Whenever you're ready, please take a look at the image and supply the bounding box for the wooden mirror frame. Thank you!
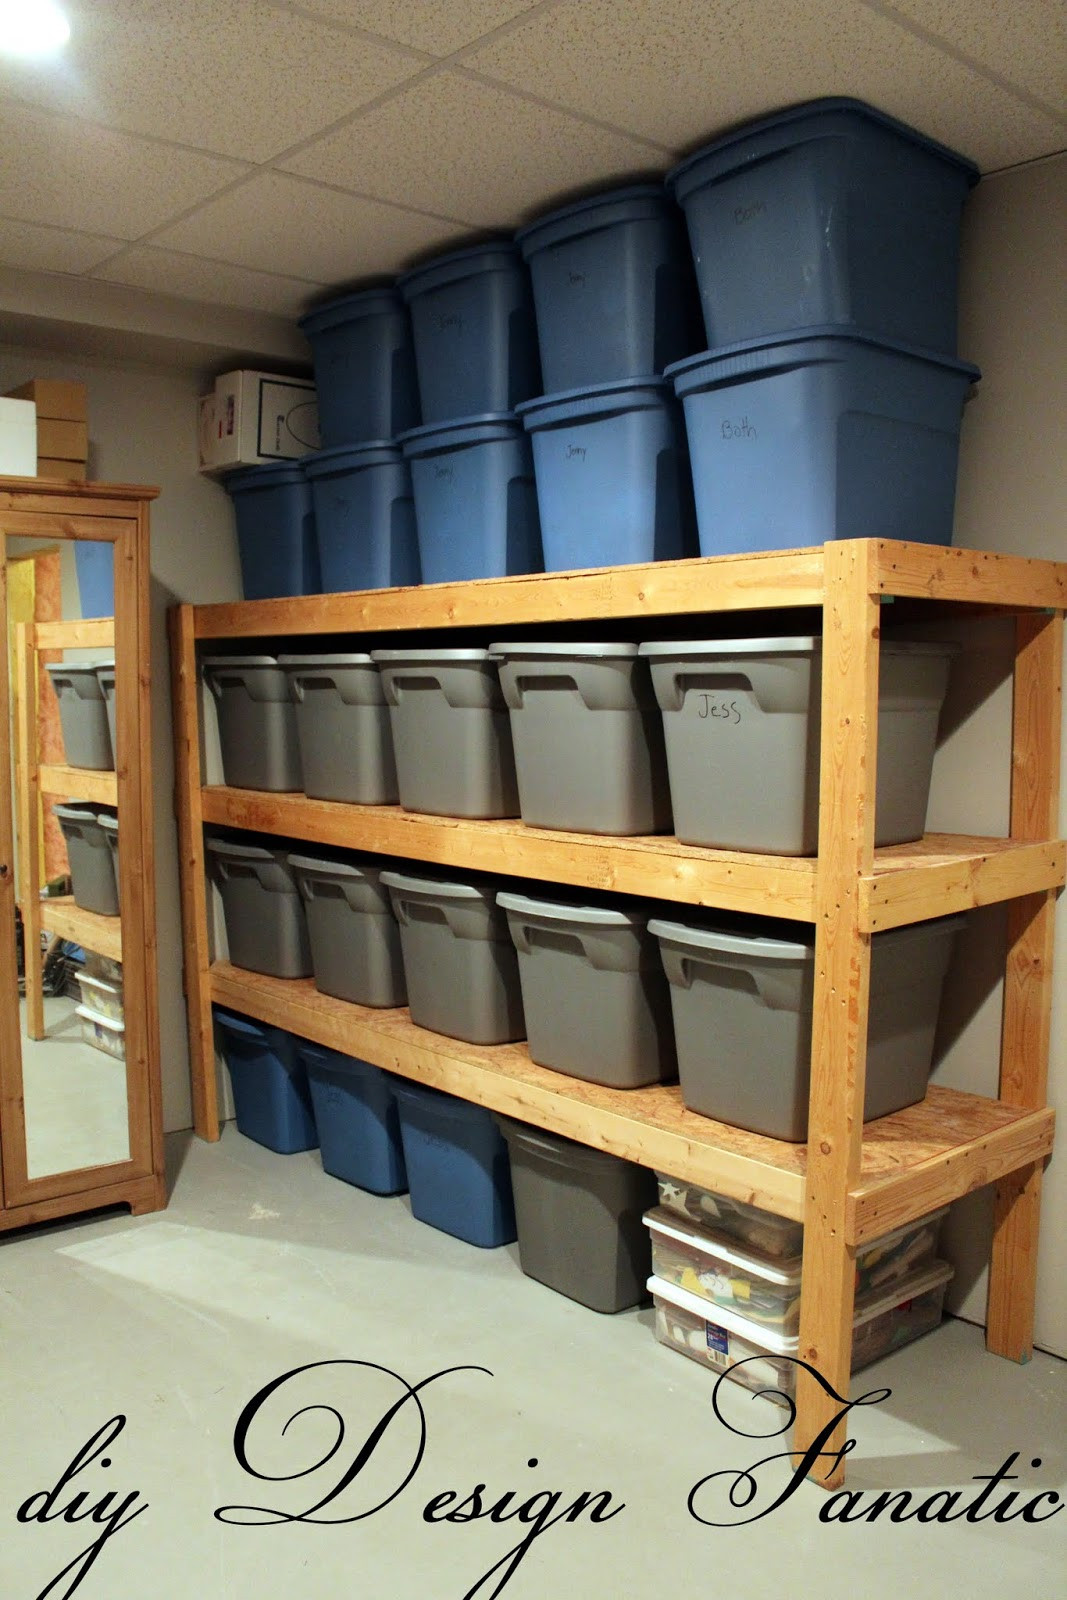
[0,477,165,1229]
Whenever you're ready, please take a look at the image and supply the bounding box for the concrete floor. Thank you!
[20,995,130,1177]
[0,1126,1063,1600]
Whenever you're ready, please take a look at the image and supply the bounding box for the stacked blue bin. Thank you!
[296,1041,408,1195]
[664,97,981,553]
[299,287,422,591]
[515,183,700,572]
[214,1009,318,1154]
[397,243,543,583]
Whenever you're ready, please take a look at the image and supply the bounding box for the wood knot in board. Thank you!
[819,1140,831,1155]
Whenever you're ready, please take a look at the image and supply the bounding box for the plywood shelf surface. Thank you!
[39,765,117,805]
[39,897,122,960]
[209,963,1054,1241]
[201,788,1065,928]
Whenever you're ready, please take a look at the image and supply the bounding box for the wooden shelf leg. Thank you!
[14,623,44,1041]
[168,605,219,1141]
[795,541,880,1490]
[988,612,1062,1361]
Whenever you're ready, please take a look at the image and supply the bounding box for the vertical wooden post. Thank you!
[794,540,880,1488]
[134,503,166,1207]
[14,623,44,1040]
[0,561,18,1206]
[169,604,219,1140]
[987,610,1062,1360]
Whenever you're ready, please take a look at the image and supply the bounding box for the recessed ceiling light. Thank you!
[0,0,71,59]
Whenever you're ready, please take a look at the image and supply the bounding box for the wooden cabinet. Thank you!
[0,477,166,1229]
[170,537,1064,1488]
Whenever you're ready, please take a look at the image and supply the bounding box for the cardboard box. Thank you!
[0,397,38,476]
[36,418,89,460]
[198,370,319,474]
[6,378,87,422]
[36,458,87,481]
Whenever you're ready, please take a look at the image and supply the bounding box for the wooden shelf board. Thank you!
[209,964,1052,1238]
[40,896,122,960]
[193,548,828,637]
[201,792,1065,927]
[871,542,1067,610]
[862,835,1067,930]
[39,764,117,805]
[33,618,114,651]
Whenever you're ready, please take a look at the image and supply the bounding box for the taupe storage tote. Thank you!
[203,655,303,793]
[489,641,671,834]
[640,637,955,854]
[206,835,312,978]
[46,662,114,772]
[288,852,406,1007]
[279,653,397,805]
[54,803,119,916]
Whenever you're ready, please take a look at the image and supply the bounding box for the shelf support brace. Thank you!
[795,540,880,1490]
[988,608,1063,1360]
[169,604,219,1140]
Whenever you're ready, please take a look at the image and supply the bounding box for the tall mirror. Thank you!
[5,532,130,1178]
[0,480,163,1230]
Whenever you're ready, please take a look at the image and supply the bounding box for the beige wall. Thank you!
[929,151,1067,1356]
[0,347,241,1135]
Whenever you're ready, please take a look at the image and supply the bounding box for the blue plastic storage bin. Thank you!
[398,243,541,423]
[224,460,320,600]
[391,1079,516,1248]
[518,377,695,571]
[666,329,979,554]
[214,1009,318,1154]
[516,184,699,391]
[667,97,979,354]
[305,442,420,591]
[296,1041,407,1195]
[399,413,541,583]
[299,288,419,448]
[74,541,115,619]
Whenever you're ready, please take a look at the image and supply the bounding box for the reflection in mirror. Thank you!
[6,532,131,1179]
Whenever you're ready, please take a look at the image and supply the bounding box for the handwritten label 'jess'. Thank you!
[697,694,742,723]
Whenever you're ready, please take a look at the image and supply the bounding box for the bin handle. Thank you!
[658,669,753,715]
[510,921,588,960]
[659,943,761,998]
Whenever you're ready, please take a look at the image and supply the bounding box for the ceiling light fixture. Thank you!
[0,0,71,58]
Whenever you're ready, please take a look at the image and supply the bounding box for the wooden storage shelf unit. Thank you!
[39,898,122,963]
[171,537,1066,1491]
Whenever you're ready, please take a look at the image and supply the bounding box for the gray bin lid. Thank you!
[380,869,495,903]
[487,641,640,659]
[54,802,108,823]
[97,814,119,835]
[371,648,495,665]
[648,918,813,960]
[202,654,281,669]
[497,890,649,928]
[638,637,958,659]
[496,1114,636,1173]
[277,653,377,668]
[204,836,279,861]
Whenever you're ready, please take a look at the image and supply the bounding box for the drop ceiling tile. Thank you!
[0,0,425,163]
[292,0,546,56]
[0,217,123,274]
[465,0,1066,170]
[282,71,663,227]
[875,0,1067,119]
[150,171,471,283]
[89,247,324,317]
[0,102,245,238]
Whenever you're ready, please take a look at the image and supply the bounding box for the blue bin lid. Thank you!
[304,440,403,477]
[223,460,309,494]
[665,328,980,396]
[517,375,672,430]
[295,1039,382,1079]
[397,411,523,456]
[398,240,523,300]
[668,97,979,202]
[299,285,404,338]
[213,1008,270,1040]
[515,183,675,257]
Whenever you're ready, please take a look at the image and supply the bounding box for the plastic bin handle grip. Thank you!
[509,921,588,961]
[657,669,754,713]
[659,943,761,999]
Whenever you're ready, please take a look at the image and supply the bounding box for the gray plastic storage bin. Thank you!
[54,804,119,916]
[497,1117,657,1312]
[371,649,519,820]
[46,663,114,771]
[98,811,120,889]
[381,871,525,1045]
[288,853,406,1008]
[498,891,675,1088]
[640,637,955,854]
[94,662,117,764]
[489,642,672,835]
[650,914,964,1140]
[205,835,312,978]
[202,656,302,793]
[279,654,397,805]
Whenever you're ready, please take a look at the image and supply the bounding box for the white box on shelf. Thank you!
[0,397,37,476]
[198,370,319,474]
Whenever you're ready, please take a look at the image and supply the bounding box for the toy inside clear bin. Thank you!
[654,1173,803,1257]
